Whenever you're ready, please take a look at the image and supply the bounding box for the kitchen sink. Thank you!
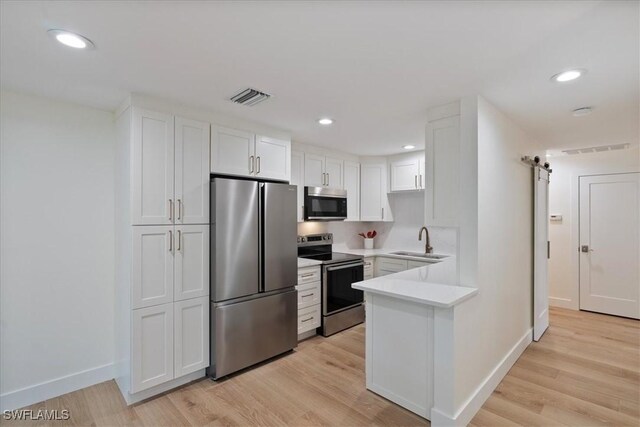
[390,251,449,260]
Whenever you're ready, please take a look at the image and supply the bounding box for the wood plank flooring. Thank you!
[5,307,638,426]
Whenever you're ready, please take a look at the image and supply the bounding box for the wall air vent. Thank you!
[561,143,631,156]
[229,88,271,106]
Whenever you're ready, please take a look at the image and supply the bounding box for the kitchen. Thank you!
[1,2,638,427]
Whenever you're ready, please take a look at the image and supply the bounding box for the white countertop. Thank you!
[341,248,477,308]
[297,257,323,268]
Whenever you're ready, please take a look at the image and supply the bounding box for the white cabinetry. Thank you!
[174,296,209,377]
[364,257,375,280]
[344,161,360,221]
[360,162,393,222]
[131,303,174,393]
[425,114,460,226]
[389,152,425,192]
[296,265,322,338]
[117,105,210,403]
[290,150,305,222]
[304,154,343,188]
[211,126,290,181]
[132,110,209,226]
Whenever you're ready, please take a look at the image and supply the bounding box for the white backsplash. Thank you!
[297,191,458,255]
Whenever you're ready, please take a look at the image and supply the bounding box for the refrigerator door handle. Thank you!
[258,182,264,292]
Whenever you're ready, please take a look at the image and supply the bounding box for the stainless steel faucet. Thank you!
[418,226,433,254]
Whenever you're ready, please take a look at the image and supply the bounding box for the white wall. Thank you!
[0,91,115,410]
[548,147,640,309]
[452,96,539,416]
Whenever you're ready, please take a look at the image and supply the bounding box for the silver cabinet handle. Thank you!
[415,175,418,189]
[301,293,314,298]
[300,273,315,278]
[256,156,261,174]
[327,173,330,186]
[168,199,173,221]
[169,230,173,252]
[321,173,326,186]
[177,199,182,220]
[249,156,254,174]
[420,174,423,188]
[177,230,182,251]
[381,207,384,219]
[301,317,314,323]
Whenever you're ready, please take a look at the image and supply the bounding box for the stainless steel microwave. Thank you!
[304,187,347,221]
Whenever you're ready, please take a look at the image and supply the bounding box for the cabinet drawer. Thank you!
[377,257,408,272]
[298,266,321,285]
[296,282,321,309]
[298,305,321,334]
[407,260,429,270]
[364,272,374,280]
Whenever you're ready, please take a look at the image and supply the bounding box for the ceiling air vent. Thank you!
[229,88,271,106]
[562,143,631,156]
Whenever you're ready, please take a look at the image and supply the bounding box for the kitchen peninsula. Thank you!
[352,255,477,421]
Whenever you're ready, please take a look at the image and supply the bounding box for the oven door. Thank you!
[323,261,364,316]
[304,187,347,221]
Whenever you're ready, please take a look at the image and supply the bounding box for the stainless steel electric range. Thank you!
[297,233,365,336]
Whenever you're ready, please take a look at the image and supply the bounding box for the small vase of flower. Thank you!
[359,230,377,249]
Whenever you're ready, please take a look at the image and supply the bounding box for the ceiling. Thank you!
[1,1,638,155]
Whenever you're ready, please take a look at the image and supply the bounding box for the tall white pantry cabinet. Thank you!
[116,106,210,404]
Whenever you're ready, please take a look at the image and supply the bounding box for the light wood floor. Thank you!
[4,307,638,426]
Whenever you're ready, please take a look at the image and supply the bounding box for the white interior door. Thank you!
[533,168,549,341]
[175,117,210,225]
[579,173,640,319]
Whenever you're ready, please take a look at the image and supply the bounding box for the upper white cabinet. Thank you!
[211,125,290,181]
[132,109,209,226]
[389,152,425,192]
[304,154,343,188]
[132,109,175,225]
[344,161,360,221]
[175,118,211,224]
[255,135,290,181]
[290,150,305,222]
[425,115,460,226]
[360,162,393,222]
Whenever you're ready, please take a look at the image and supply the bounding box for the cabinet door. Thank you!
[304,154,325,187]
[425,116,459,226]
[132,226,174,309]
[174,225,209,301]
[131,303,174,393]
[175,118,210,225]
[174,296,209,377]
[418,157,426,189]
[344,161,360,221]
[324,157,343,188]
[255,135,290,181]
[390,158,420,192]
[290,150,305,222]
[407,260,428,270]
[360,163,384,221]
[211,126,254,177]
[132,109,175,225]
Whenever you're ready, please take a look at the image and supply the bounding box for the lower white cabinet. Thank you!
[297,266,322,338]
[373,256,431,277]
[364,257,375,280]
[131,303,174,393]
[174,296,209,377]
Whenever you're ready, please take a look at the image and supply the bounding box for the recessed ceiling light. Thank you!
[318,118,333,125]
[551,69,584,83]
[572,107,593,117]
[403,145,416,150]
[48,29,94,49]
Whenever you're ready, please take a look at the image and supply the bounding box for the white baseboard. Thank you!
[549,296,577,310]
[0,363,114,412]
[431,329,532,427]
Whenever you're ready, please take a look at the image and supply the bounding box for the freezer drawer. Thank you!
[209,289,297,379]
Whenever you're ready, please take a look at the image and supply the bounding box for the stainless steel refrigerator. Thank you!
[208,177,298,379]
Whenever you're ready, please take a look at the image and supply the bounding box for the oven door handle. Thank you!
[325,261,364,272]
